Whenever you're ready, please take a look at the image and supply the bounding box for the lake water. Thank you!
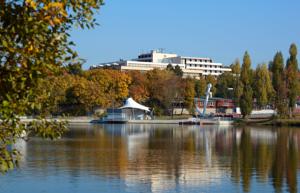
[0,124,300,193]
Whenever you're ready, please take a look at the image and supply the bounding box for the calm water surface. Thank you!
[0,124,300,193]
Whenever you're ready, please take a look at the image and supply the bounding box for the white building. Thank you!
[91,50,231,78]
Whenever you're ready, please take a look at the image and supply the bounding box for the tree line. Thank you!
[235,44,299,118]
[35,43,299,118]
[34,66,196,116]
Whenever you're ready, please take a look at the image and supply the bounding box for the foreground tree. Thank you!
[286,44,299,117]
[0,0,104,172]
[271,52,288,117]
[240,52,253,118]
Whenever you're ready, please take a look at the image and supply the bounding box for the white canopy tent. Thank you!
[119,98,150,112]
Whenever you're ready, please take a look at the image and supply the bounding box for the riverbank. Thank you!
[20,116,234,126]
[235,118,300,127]
[20,116,95,124]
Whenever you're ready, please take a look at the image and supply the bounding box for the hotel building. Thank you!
[91,50,231,78]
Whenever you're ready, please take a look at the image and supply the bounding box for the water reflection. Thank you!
[4,124,300,193]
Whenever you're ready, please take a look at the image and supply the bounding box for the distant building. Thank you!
[91,50,231,78]
[195,97,236,116]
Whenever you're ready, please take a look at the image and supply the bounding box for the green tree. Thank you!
[166,64,183,77]
[166,64,174,71]
[240,52,253,118]
[216,72,234,98]
[254,64,274,108]
[231,60,243,106]
[194,77,207,97]
[206,75,217,95]
[66,60,84,75]
[174,65,184,77]
[183,78,195,113]
[286,43,299,117]
[271,52,288,117]
[0,0,104,172]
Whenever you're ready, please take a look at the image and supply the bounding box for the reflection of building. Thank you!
[91,50,231,78]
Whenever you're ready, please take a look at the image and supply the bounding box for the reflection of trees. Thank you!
[231,130,241,184]
[230,127,299,193]
[22,125,300,193]
[272,129,287,193]
[286,134,298,193]
[240,129,253,192]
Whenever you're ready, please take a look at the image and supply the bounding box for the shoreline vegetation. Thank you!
[19,115,300,128]
[31,44,300,124]
[235,117,300,127]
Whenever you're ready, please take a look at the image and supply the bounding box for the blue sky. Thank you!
[70,0,300,69]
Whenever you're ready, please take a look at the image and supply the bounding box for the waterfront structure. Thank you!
[102,98,151,123]
[195,97,236,116]
[91,50,231,78]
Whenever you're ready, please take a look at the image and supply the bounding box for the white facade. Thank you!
[91,50,231,78]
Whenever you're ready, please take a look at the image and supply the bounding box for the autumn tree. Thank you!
[183,78,195,113]
[240,52,253,118]
[231,60,243,106]
[34,74,77,115]
[146,69,182,115]
[85,69,132,107]
[286,44,299,117]
[127,71,149,103]
[194,77,207,97]
[206,75,217,95]
[216,72,234,99]
[271,52,288,117]
[253,64,274,108]
[0,0,104,172]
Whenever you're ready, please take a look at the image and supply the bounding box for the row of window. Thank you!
[204,70,221,73]
[138,54,152,59]
[186,58,212,63]
[188,64,221,68]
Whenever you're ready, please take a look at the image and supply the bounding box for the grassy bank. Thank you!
[235,118,300,127]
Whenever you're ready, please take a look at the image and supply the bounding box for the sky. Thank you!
[70,0,300,69]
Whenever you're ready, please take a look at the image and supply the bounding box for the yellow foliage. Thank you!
[43,2,67,26]
[25,0,37,10]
